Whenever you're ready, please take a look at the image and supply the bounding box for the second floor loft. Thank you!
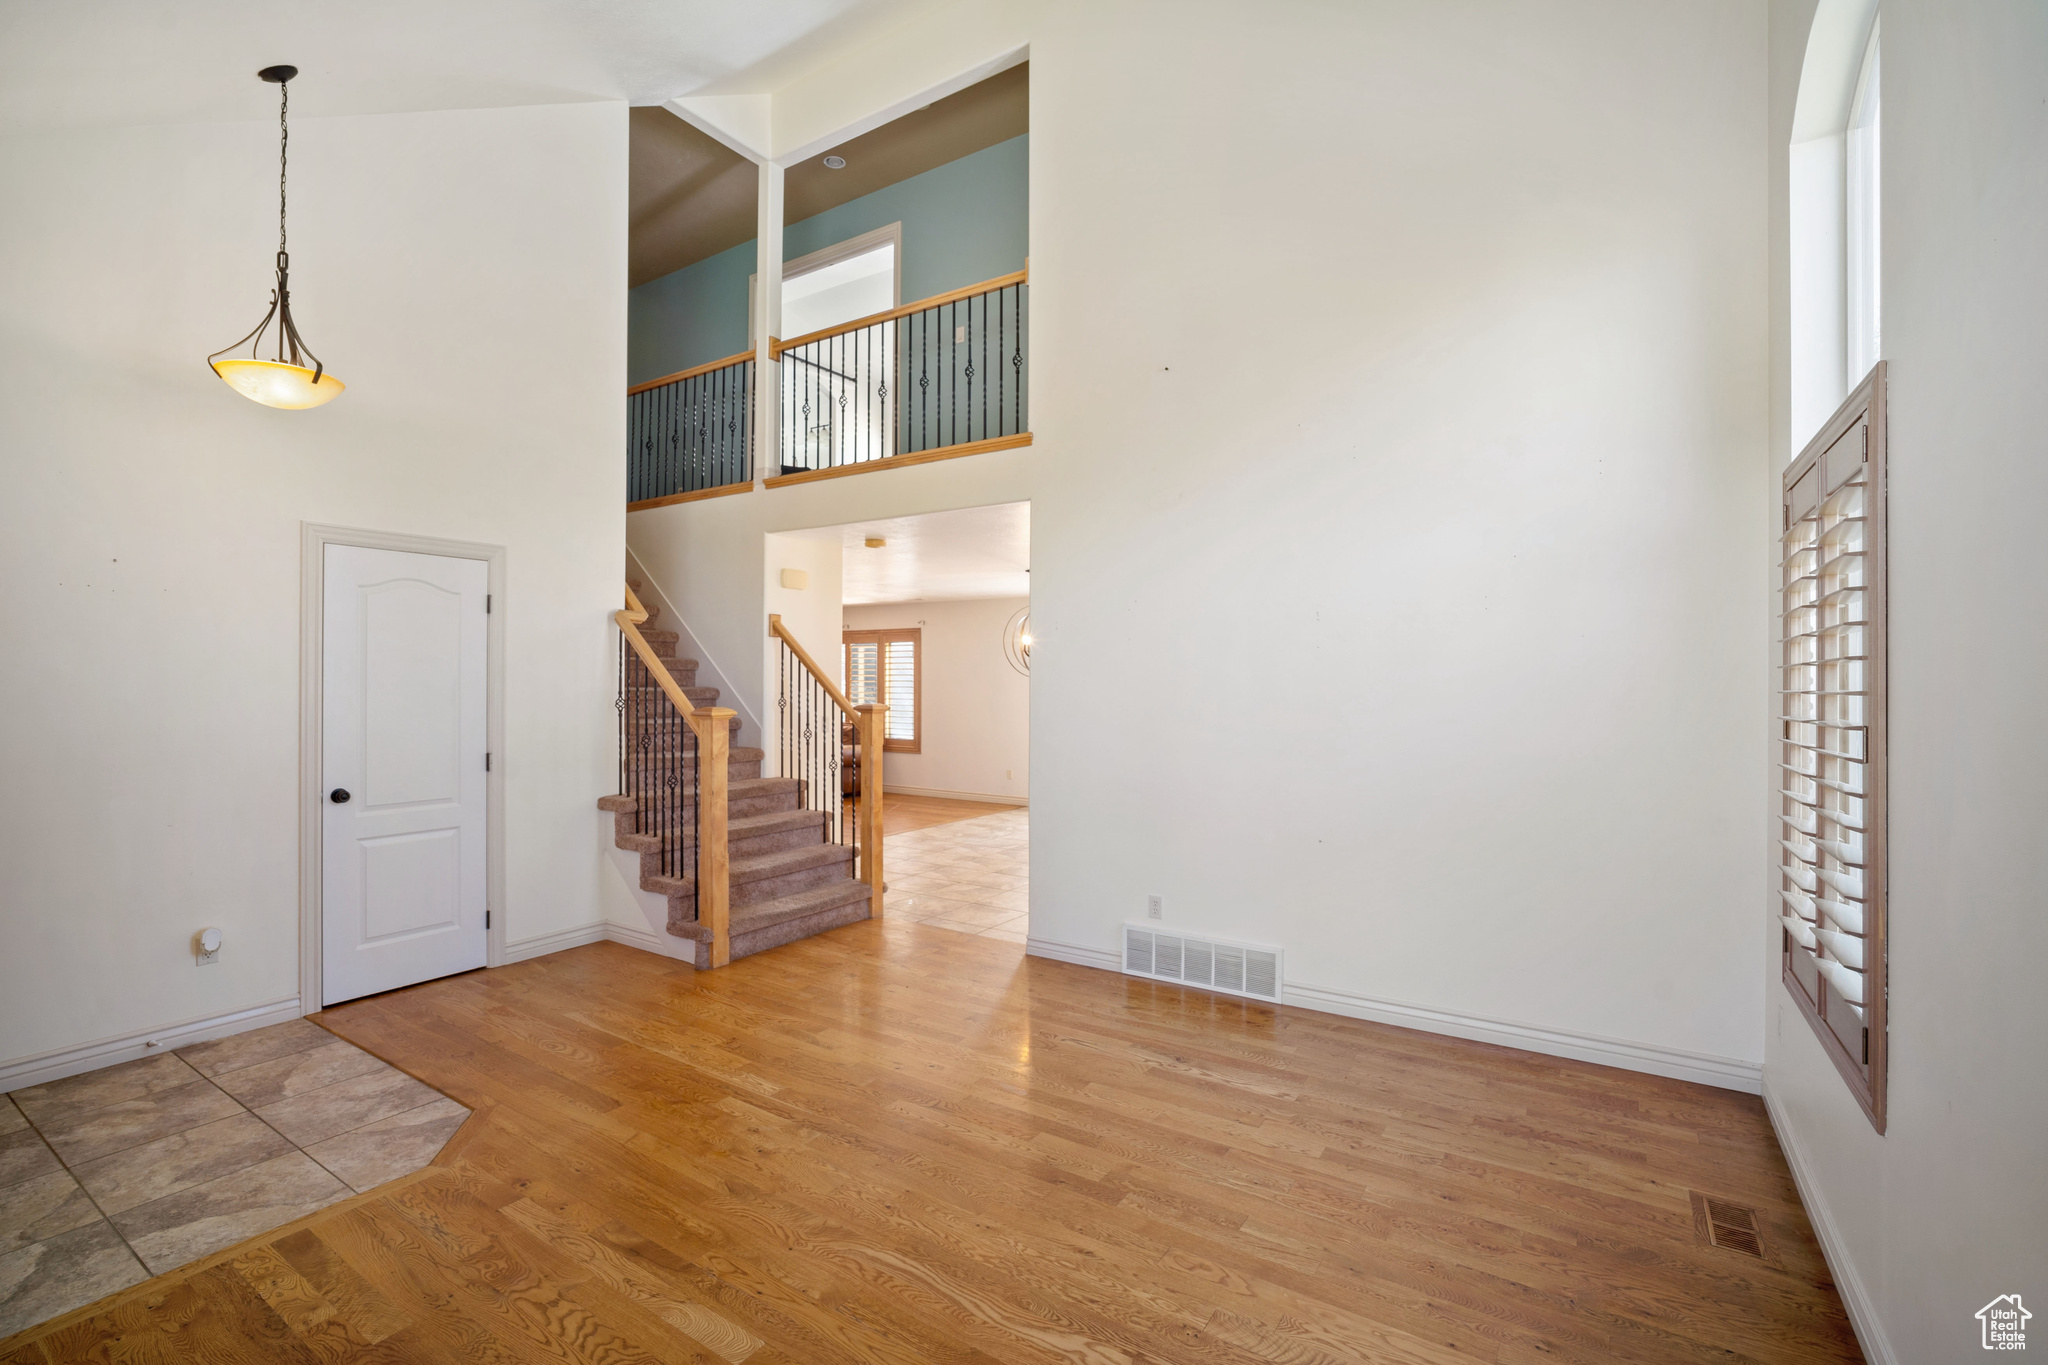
[624,65,1029,511]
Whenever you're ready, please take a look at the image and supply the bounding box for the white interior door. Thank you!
[322,544,488,1005]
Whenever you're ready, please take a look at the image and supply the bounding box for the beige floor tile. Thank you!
[0,1130,63,1191]
[0,1171,102,1252]
[0,1220,148,1339]
[72,1111,293,1215]
[980,926,1030,944]
[35,1080,243,1167]
[9,1053,204,1129]
[111,1151,350,1275]
[0,1099,24,1136]
[254,1068,440,1147]
[305,1098,469,1193]
[176,1018,337,1079]
[209,1039,387,1109]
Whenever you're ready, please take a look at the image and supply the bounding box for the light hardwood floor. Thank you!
[1,924,1862,1363]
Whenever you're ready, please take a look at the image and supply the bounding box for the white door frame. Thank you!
[299,523,507,1013]
[749,221,904,344]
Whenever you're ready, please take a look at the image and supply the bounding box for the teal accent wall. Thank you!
[628,134,1028,386]
[627,236,753,387]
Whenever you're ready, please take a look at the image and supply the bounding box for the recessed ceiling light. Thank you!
[823,154,846,169]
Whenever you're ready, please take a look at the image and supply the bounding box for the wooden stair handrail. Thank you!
[625,349,756,397]
[768,613,858,719]
[616,585,697,718]
[768,613,886,922]
[772,269,1029,359]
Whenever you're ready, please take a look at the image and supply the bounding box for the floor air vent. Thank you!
[1690,1191,1767,1259]
[1122,926,1282,1003]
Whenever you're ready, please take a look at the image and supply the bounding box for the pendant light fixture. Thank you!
[208,65,344,409]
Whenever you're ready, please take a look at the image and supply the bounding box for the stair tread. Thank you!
[732,841,852,881]
[729,808,825,836]
[665,877,871,943]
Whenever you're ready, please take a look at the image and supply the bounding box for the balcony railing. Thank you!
[624,271,1029,508]
[771,270,1028,484]
[627,351,754,509]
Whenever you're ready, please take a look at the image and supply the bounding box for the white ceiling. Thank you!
[0,0,936,133]
[836,502,1029,605]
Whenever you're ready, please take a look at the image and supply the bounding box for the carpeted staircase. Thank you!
[598,587,873,968]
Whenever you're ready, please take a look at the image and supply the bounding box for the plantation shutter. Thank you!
[1779,363,1888,1132]
[846,641,880,706]
[842,628,920,753]
[884,641,917,743]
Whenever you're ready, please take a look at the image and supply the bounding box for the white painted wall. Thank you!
[762,528,845,774]
[1764,3,2048,1361]
[635,0,1773,1088]
[0,101,625,1072]
[842,597,1028,803]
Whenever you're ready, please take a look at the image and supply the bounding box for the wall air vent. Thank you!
[1122,925,1282,1004]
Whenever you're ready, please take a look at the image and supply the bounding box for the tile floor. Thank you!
[0,1017,467,1337]
[883,807,1030,942]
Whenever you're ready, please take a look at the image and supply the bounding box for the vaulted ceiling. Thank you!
[0,0,937,132]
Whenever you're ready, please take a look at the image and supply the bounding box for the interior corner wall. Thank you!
[1764,3,2048,1361]
[842,597,1029,803]
[0,100,626,1070]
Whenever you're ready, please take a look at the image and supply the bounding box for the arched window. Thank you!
[1790,2,1882,449]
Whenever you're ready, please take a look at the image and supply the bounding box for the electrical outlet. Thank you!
[1147,895,1162,920]
[1006,768,1013,780]
[195,927,222,966]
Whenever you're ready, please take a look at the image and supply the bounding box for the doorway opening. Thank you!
[763,501,1030,945]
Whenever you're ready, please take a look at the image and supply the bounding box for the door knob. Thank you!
[330,788,351,803]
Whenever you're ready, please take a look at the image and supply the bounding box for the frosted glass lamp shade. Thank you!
[211,358,345,409]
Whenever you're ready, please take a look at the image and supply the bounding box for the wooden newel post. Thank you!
[855,702,886,918]
[692,707,735,967]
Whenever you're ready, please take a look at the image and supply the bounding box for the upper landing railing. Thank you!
[626,270,1029,510]
[627,351,754,509]
[772,269,1028,485]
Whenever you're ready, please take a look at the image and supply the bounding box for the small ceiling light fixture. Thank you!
[822,154,847,169]
[864,536,886,548]
[208,65,344,409]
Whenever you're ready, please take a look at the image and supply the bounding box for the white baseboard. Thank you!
[604,919,699,962]
[1761,1076,1895,1365]
[1284,980,1762,1093]
[502,922,610,963]
[885,785,1028,807]
[0,996,303,1091]
[1025,937,1121,971]
[1020,937,1760,1093]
